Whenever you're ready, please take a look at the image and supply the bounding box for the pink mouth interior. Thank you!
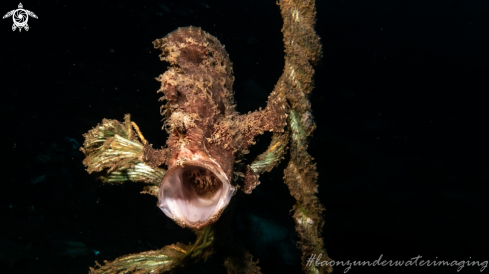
[158,165,234,226]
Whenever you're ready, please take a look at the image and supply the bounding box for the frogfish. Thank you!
[81,26,288,229]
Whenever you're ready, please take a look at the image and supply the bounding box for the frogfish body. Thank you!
[153,27,286,229]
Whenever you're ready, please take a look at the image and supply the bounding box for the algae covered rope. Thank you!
[89,225,216,274]
[80,114,166,188]
[279,0,332,273]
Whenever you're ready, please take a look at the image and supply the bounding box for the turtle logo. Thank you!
[3,3,38,32]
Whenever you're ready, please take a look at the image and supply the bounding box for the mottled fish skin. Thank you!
[151,26,287,229]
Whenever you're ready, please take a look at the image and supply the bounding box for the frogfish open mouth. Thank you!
[157,147,235,229]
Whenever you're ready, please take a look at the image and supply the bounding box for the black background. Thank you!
[1,0,488,273]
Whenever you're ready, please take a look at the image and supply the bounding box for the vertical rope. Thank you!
[279,1,332,273]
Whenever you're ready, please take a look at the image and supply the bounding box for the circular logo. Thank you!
[13,9,28,26]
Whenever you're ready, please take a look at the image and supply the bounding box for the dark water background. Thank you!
[1,0,488,273]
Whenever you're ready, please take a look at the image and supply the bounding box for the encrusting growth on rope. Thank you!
[131,121,148,145]
[279,0,332,273]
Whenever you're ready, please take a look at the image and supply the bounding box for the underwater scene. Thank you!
[2,0,488,273]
